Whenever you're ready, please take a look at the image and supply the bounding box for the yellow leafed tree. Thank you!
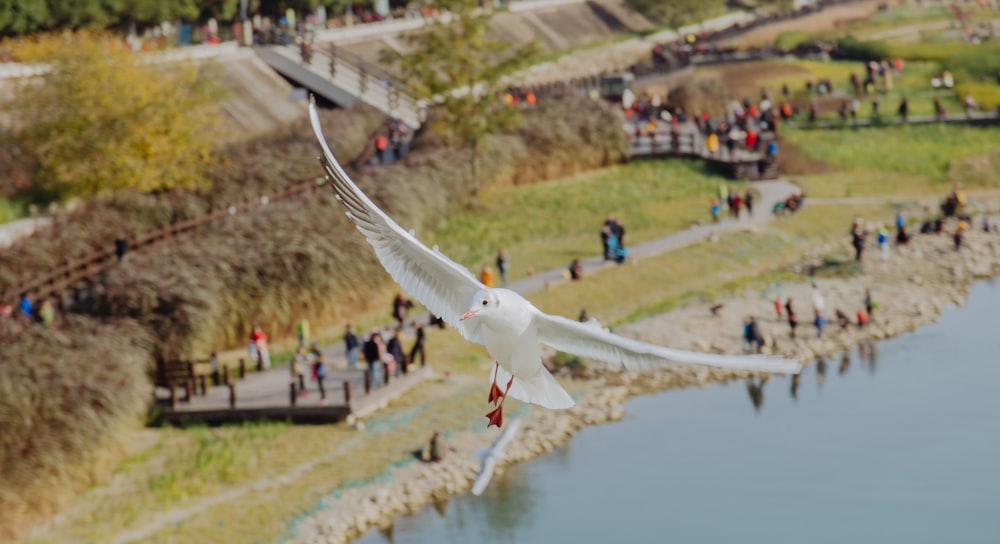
[1,31,225,199]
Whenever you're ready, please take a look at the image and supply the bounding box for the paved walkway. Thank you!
[504,179,798,295]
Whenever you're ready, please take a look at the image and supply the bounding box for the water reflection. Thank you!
[466,464,537,542]
[744,343,882,412]
[744,376,769,413]
[839,352,850,375]
[816,357,827,388]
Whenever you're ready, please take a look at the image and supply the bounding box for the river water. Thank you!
[356,280,1000,544]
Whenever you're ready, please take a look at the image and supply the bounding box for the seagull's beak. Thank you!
[460,309,478,321]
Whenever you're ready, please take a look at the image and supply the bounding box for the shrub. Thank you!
[835,36,889,62]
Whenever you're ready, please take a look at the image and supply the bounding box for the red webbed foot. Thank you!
[488,381,504,405]
[485,404,504,428]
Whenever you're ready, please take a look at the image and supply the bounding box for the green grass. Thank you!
[428,160,740,280]
[784,124,1000,189]
[0,197,27,223]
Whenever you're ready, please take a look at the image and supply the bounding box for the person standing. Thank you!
[744,188,755,217]
[387,328,407,376]
[114,234,130,262]
[364,331,383,387]
[877,224,889,260]
[313,354,327,405]
[495,249,509,287]
[392,293,412,326]
[811,282,825,318]
[344,323,360,369]
[295,317,310,348]
[409,321,426,367]
[851,218,867,261]
[785,297,798,339]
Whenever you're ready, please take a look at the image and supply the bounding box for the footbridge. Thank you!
[255,43,424,129]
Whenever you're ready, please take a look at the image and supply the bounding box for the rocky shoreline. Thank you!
[289,225,1000,544]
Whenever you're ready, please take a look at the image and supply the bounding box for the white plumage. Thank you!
[309,102,801,424]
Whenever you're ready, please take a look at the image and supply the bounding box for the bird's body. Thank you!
[308,101,801,428]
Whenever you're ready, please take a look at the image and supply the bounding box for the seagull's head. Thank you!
[461,288,500,321]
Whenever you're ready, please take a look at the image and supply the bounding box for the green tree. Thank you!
[0,31,225,199]
[382,0,538,154]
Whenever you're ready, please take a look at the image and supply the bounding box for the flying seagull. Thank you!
[309,102,801,428]
[472,418,523,496]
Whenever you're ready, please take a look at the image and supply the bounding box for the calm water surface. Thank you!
[356,281,1000,544]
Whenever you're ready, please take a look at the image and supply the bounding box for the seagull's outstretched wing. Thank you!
[309,102,483,331]
[533,312,802,374]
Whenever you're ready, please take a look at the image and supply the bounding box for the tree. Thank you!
[624,0,725,30]
[0,31,225,200]
[382,0,538,154]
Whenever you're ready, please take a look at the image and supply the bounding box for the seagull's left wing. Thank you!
[534,312,802,374]
[309,102,483,333]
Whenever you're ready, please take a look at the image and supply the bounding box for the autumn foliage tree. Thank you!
[382,0,538,153]
[0,31,225,200]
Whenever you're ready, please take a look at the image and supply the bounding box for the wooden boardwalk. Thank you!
[629,124,779,180]
[154,363,433,425]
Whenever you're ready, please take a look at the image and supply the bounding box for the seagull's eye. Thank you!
[482,300,488,306]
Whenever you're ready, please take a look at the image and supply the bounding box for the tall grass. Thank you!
[0,317,152,541]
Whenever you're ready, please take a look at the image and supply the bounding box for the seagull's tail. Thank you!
[493,364,575,410]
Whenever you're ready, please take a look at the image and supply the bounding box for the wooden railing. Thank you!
[2,179,327,307]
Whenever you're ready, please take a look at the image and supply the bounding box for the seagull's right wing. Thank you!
[534,312,802,374]
[309,102,483,332]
